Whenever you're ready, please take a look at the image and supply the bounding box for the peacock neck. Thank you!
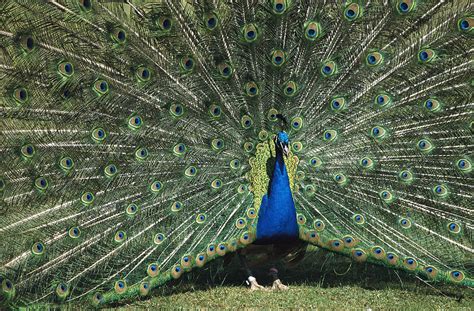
[255,148,299,244]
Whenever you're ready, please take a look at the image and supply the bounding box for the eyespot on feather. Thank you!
[344,3,362,21]
[114,280,127,294]
[242,24,259,42]
[304,21,322,41]
[13,87,28,104]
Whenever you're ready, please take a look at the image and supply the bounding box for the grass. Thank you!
[101,249,473,310]
[109,285,472,310]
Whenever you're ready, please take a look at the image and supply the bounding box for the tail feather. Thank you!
[0,0,473,308]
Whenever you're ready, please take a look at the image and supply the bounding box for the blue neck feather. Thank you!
[255,149,299,244]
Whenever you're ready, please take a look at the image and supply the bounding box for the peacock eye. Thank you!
[154,233,165,244]
[360,157,374,169]
[56,283,70,298]
[424,98,441,112]
[432,184,448,198]
[205,13,218,30]
[173,143,186,156]
[304,21,321,40]
[81,192,94,205]
[238,184,247,194]
[297,214,306,225]
[291,117,303,131]
[157,16,172,31]
[21,143,35,158]
[59,156,74,171]
[313,219,325,231]
[135,66,151,82]
[209,104,222,118]
[243,24,259,42]
[104,164,118,177]
[449,270,465,282]
[241,115,253,129]
[230,159,241,169]
[271,50,286,67]
[170,103,184,117]
[403,257,417,270]
[185,166,197,177]
[417,138,433,153]
[218,62,233,78]
[126,203,139,216]
[171,201,183,212]
[291,141,303,153]
[333,173,347,185]
[283,81,298,97]
[366,51,383,66]
[353,214,365,225]
[135,147,149,160]
[418,48,435,63]
[398,169,414,184]
[447,222,461,234]
[196,213,207,224]
[58,61,74,77]
[211,178,222,189]
[245,81,259,97]
[344,3,361,21]
[321,60,337,77]
[68,226,81,238]
[330,97,346,111]
[374,93,392,108]
[31,241,45,255]
[304,184,316,196]
[272,0,287,14]
[20,35,35,52]
[114,280,127,294]
[309,157,322,168]
[371,126,388,140]
[456,158,471,172]
[379,190,394,203]
[34,177,49,191]
[79,0,92,10]
[91,127,106,142]
[323,129,337,142]
[235,217,247,229]
[399,218,412,229]
[247,208,256,218]
[180,56,195,72]
[112,28,126,43]
[147,263,160,277]
[93,79,109,95]
[13,87,28,104]
[150,181,162,193]
[397,0,415,14]
[114,231,127,243]
[457,17,472,32]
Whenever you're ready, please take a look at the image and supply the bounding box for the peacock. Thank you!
[0,0,473,308]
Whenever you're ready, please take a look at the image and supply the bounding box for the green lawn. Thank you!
[109,285,472,310]
[102,249,472,310]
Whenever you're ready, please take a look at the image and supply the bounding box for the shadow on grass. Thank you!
[107,248,472,309]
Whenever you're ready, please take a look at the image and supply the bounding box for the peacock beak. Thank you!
[282,143,289,157]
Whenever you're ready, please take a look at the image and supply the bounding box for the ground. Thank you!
[100,248,472,310]
[108,285,472,310]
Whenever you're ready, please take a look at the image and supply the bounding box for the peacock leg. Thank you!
[269,267,289,291]
[238,252,267,291]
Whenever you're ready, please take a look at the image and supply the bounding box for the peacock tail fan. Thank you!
[0,0,473,307]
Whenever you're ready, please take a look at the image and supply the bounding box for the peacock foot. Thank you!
[247,276,268,291]
[272,279,289,291]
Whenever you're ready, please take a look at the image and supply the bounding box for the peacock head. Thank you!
[275,131,290,157]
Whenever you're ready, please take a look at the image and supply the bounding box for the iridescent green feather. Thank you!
[0,0,473,308]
